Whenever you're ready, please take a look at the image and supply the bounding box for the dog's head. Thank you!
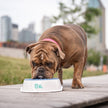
[26,42,65,79]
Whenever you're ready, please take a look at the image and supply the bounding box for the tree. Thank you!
[87,49,100,66]
[87,49,108,66]
[103,55,108,65]
[51,0,101,37]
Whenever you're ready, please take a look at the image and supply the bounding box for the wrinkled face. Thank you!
[30,48,58,79]
[28,43,58,79]
[26,42,65,79]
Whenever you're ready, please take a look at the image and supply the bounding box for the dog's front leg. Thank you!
[58,68,63,85]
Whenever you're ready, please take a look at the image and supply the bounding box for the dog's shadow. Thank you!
[62,83,73,91]
[62,82,89,92]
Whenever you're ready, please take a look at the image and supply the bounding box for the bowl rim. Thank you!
[24,78,59,81]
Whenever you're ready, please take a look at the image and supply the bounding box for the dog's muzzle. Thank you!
[36,67,45,79]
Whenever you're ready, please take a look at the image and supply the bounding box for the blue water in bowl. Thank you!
[24,78,59,81]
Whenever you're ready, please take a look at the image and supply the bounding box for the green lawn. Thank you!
[0,56,31,85]
[0,56,106,85]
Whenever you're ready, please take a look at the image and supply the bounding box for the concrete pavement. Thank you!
[0,75,108,108]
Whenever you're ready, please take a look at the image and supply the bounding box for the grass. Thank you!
[0,56,107,85]
[0,56,31,85]
[54,68,105,79]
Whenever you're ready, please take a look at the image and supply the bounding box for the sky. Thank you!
[0,0,61,33]
[0,0,108,49]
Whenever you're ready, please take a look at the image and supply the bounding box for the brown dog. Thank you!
[26,24,87,89]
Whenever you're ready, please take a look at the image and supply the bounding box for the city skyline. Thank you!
[0,15,36,43]
[0,0,108,49]
[0,15,52,43]
[0,0,59,33]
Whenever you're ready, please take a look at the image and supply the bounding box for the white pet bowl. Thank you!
[20,78,63,92]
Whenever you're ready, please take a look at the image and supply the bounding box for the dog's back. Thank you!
[64,24,87,46]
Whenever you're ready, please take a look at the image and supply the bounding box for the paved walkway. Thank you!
[0,75,108,108]
[0,47,25,58]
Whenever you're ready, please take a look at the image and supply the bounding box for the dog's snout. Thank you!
[35,67,46,79]
[37,67,45,73]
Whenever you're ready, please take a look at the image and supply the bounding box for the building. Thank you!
[87,0,107,54]
[41,16,52,33]
[12,24,19,42]
[0,16,12,42]
[19,23,36,43]
[28,22,35,33]
[19,28,36,43]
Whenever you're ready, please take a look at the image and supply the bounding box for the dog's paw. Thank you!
[72,84,84,89]
[72,79,84,89]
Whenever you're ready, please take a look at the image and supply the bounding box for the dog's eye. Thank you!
[32,61,37,68]
[45,62,53,68]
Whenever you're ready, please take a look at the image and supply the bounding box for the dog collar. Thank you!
[42,38,62,71]
[42,38,61,50]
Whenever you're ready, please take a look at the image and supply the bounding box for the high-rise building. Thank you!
[87,0,107,54]
[0,16,12,42]
[19,23,36,43]
[28,22,35,33]
[41,16,52,33]
[12,24,19,42]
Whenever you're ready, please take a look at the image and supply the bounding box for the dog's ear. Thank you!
[26,43,38,54]
[53,45,65,60]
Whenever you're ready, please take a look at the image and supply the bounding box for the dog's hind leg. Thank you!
[72,58,85,89]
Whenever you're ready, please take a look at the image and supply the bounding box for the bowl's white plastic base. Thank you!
[20,78,63,92]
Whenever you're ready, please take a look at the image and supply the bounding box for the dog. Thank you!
[26,24,87,89]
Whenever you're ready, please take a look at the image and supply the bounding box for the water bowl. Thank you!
[20,78,63,92]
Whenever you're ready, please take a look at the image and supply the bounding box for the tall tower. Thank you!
[41,16,51,32]
[19,22,36,43]
[12,24,19,41]
[0,16,12,42]
[87,0,106,53]
[28,22,35,33]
